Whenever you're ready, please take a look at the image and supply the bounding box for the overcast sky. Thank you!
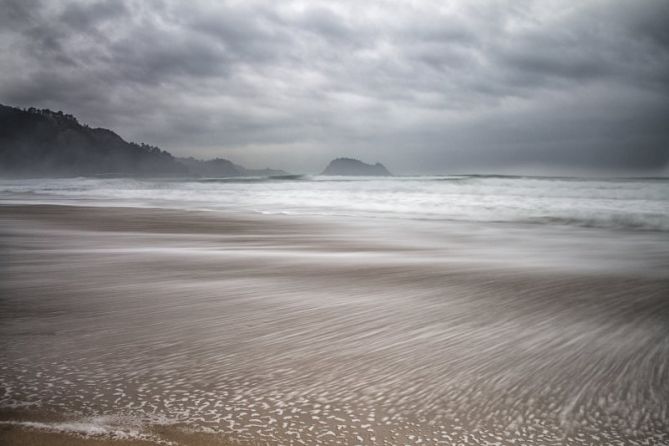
[1,0,668,174]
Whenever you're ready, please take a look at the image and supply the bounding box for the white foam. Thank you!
[1,175,668,231]
[0,415,175,444]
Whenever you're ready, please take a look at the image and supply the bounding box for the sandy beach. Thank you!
[1,204,668,445]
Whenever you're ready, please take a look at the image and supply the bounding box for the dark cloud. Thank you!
[0,0,667,174]
[60,0,128,31]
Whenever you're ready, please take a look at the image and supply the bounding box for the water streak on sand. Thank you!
[1,203,669,445]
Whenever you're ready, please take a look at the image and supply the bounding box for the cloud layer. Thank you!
[1,0,668,173]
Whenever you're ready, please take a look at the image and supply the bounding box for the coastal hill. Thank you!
[178,157,286,177]
[0,104,286,178]
[321,157,392,176]
[0,104,185,177]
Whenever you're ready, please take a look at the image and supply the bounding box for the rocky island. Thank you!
[321,157,392,176]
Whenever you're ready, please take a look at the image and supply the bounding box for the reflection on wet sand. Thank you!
[1,205,668,445]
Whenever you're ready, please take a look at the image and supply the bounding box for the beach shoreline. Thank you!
[0,407,238,446]
[2,203,668,445]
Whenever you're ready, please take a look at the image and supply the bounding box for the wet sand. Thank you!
[0,408,232,445]
[1,204,668,445]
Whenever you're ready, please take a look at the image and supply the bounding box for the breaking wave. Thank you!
[1,175,667,232]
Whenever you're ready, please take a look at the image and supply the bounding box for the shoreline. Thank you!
[2,203,668,445]
[0,408,235,446]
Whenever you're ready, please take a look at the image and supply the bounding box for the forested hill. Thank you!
[0,104,189,177]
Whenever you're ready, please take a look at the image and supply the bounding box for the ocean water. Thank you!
[1,175,668,231]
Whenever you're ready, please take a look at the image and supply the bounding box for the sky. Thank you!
[1,0,668,175]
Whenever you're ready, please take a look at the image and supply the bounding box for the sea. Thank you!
[1,174,668,231]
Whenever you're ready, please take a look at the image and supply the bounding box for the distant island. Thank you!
[321,157,392,176]
[0,104,286,178]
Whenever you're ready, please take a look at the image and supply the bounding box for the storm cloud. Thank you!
[1,0,668,174]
